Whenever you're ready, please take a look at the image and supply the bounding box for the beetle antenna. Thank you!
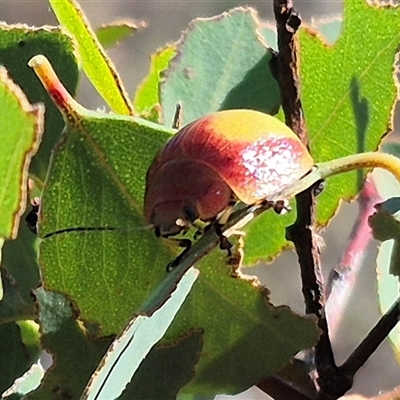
[137,224,154,231]
[38,223,156,239]
[172,102,182,129]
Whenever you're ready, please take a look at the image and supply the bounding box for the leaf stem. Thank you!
[325,178,382,339]
[28,55,85,122]
[317,152,400,182]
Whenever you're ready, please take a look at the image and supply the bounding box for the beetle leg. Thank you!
[216,198,236,225]
[165,237,192,271]
[266,179,325,216]
[313,179,325,196]
[227,234,245,277]
[272,199,291,215]
[210,220,233,257]
[219,235,233,257]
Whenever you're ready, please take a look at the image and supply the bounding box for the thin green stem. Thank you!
[272,152,400,206]
[317,152,400,182]
[270,167,323,202]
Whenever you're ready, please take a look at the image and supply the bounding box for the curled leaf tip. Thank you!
[28,54,83,120]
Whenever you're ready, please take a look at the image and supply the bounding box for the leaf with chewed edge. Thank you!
[246,0,400,264]
[300,1,400,225]
[32,54,318,397]
[96,20,144,49]
[82,267,199,400]
[134,46,176,120]
[25,289,112,400]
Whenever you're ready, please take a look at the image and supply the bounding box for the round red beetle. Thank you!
[144,109,314,238]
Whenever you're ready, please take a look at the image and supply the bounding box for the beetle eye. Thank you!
[183,205,199,223]
[154,227,161,237]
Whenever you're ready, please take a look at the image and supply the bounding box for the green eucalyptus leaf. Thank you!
[25,289,111,400]
[96,20,143,49]
[0,323,31,395]
[165,250,318,395]
[134,46,176,121]
[120,330,203,400]
[83,267,199,400]
[2,205,40,318]
[0,24,78,182]
[0,68,43,239]
[0,269,35,323]
[161,7,280,127]
[300,1,400,224]
[32,54,318,396]
[245,0,400,263]
[48,0,133,115]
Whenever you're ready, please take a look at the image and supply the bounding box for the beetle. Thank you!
[144,109,314,241]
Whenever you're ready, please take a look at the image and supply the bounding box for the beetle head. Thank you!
[145,158,233,238]
[150,202,199,237]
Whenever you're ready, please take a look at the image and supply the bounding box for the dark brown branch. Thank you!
[264,2,400,399]
[272,0,306,141]
[340,297,400,379]
[288,186,353,399]
[258,359,318,400]
[268,1,352,399]
[257,375,315,400]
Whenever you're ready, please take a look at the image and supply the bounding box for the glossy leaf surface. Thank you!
[83,267,199,400]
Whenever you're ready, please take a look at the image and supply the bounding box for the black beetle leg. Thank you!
[272,200,291,215]
[219,235,233,257]
[165,238,192,271]
[212,220,233,257]
[313,179,325,196]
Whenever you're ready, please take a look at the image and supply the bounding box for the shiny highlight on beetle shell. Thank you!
[240,135,311,202]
